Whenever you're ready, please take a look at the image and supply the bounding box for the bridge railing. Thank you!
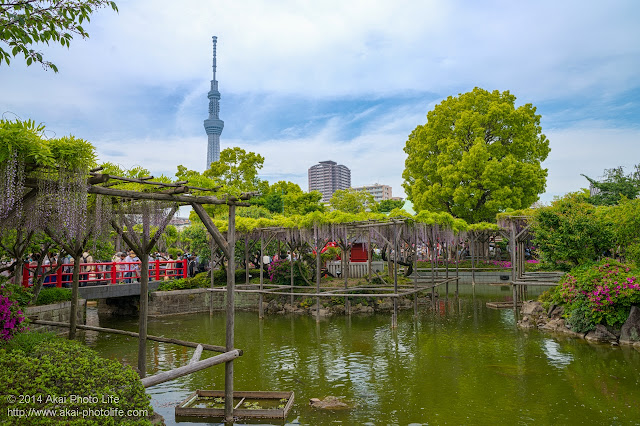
[22,259,189,288]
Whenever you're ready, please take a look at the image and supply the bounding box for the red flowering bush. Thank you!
[0,294,27,342]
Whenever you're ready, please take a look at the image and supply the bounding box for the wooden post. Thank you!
[455,240,459,297]
[259,233,264,319]
[510,221,517,310]
[392,224,398,329]
[245,237,250,285]
[430,228,435,310]
[210,240,217,317]
[470,233,476,286]
[445,240,449,299]
[367,230,372,282]
[138,254,149,378]
[289,239,294,307]
[413,228,418,318]
[344,243,350,315]
[225,204,236,422]
[315,225,321,322]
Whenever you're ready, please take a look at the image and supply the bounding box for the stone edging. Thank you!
[518,301,640,348]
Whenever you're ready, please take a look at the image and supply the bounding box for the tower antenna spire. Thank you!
[212,35,217,80]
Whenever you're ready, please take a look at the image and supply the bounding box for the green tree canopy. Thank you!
[0,0,118,72]
[378,199,405,213]
[582,165,640,206]
[600,197,640,265]
[330,188,376,214]
[532,192,613,269]
[252,180,325,215]
[203,147,265,195]
[403,87,550,223]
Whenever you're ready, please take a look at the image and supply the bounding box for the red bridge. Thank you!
[22,259,188,288]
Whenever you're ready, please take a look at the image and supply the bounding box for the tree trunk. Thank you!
[14,258,24,289]
[69,253,81,340]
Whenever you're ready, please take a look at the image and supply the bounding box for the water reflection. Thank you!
[86,285,640,425]
[542,338,574,369]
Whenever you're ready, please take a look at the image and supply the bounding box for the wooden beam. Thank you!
[161,186,188,195]
[31,320,231,352]
[191,203,231,259]
[88,184,229,205]
[141,349,242,388]
[190,345,204,365]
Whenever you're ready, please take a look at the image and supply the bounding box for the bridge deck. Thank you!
[78,281,164,299]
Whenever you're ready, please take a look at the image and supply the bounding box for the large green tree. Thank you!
[403,87,550,223]
[0,0,118,72]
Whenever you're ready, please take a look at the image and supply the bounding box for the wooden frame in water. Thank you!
[175,390,295,420]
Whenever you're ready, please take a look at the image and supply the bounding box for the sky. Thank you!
[1,0,639,206]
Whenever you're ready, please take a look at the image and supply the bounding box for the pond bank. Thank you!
[518,300,640,347]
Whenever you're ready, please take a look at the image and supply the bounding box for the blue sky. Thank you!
[1,0,639,204]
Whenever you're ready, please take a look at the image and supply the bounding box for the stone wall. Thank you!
[25,300,86,333]
[148,289,260,317]
[412,270,511,284]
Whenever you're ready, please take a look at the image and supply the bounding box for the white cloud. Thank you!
[1,0,639,210]
[541,125,640,202]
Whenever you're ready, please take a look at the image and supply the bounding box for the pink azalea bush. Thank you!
[543,259,640,332]
[0,294,27,342]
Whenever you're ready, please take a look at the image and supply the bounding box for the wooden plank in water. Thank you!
[176,390,294,420]
[486,301,522,309]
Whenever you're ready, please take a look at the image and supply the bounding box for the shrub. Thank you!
[0,338,153,425]
[1,330,55,352]
[0,293,27,342]
[268,260,309,286]
[542,259,640,332]
[532,192,614,268]
[156,270,261,291]
[0,282,32,308]
[35,287,72,306]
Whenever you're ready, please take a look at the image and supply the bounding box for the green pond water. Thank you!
[85,285,640,425]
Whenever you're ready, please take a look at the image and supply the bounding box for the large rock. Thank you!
[265,299,283,314]
[376,300,394,312]
[351,304,374,314]
[521,301,544,316]
[517,316,536,329]
[547,304,564,319]
[620,306,640,344]
[585,324,618,343]
[539,318,567,332]
[311,308,332,318]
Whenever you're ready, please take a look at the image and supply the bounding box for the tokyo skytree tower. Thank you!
[204,36,224,168]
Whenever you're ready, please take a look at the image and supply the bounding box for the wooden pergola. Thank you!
[498,215,563,308]
[207,217,466,328]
